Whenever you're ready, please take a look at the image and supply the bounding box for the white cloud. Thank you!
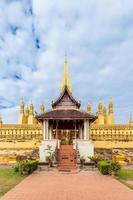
[0,0,133,124]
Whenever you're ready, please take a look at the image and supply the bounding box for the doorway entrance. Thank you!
[50,119,83,143]
[57,130,79,145]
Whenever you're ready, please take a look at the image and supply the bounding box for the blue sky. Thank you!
[0,0,133,123]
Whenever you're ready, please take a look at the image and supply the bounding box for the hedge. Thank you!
[14,160,38,175]
[97,160,111,175]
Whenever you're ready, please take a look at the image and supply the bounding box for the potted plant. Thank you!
[45,145,54,167]
[80,156,85,168]
[88,156,98,166]
[46,153,54,167]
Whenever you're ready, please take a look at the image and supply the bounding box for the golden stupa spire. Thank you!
[98,101,103,115]
[109,99,113,114]
[129,114,133,125]
[29,101,34,115]
[20,99,24,114]
[0,115,3,124]
[40,103,45,114]
[0,115,2,127]
[60,53,72,94]
[103,105,107,116]
[87,102,91,113]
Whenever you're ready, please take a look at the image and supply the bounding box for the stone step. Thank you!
[58,165,76,168]
[58,168,77,171]
[59,159,75,162]
[59,162,76,165]
[59,152,75,155]
[58,166,76,168]
[58,145,77,171]
[59,163,76,165]
[59,159,76,162]
[58,161,76,164]
[59,157,76,160]
[58,165,77,169]
[59,152,76,154]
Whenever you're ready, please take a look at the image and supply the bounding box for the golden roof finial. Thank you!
[40,103,45,114]
[129,114,133,125]
[25,107,29,116]
[98,101,103,114]
[98,101,102,109]
[87,102,91,113]
[109,98,113,106]
[103,105,107,116]
[109,99,113,114]
[60,53,72,94]
[29,101,34,115]
[0,115,2,127]
[65,51,67,63]
[0,115,3,124]
[20,99,24,114]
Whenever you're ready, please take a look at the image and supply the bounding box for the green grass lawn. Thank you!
[0,168,25,197]
[117,169,133,190]
[117,169,133,180]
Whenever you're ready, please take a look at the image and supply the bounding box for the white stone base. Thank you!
[76,139,94,162]
[39,140,59,162]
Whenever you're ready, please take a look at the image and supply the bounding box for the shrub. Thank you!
[14,163,20,173]
[97,160,112,175]
[14,160,38,175]
[110,161,121,174]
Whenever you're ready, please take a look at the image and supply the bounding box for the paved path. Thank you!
[1,170,133,200]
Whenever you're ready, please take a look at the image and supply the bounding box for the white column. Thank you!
[46,120,49,140]
[81,126,83,139]
[80,124,83,140]
[79,124,81,139]
[83,120,90,140]
[84,120,87,140]
[56,121,58,139]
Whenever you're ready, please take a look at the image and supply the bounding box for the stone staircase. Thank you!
[58,145,77,171]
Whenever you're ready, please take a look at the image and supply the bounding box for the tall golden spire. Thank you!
[60,53,72,94]
[29,101,34,115]
[98,101,103,115]
[87,102,91,113]
[109,99,113,114]
[20,99,24,114]
[103,105,107,116]
[129,114,133,126]
[40,103,45,114]
[0,115,3,124]
[0,115,2,128]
